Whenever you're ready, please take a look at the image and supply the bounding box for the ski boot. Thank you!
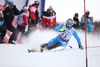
[79,45,84,50]
[28,49,36,53]
[40,43,48,52]
[40,47,48,52]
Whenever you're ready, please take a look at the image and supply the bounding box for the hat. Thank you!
[49,6,53,9]
[8,1,14,5]
[34,1,39,5]
[23,6,28,10]
[75,13,78,16]
[86,10,90,14]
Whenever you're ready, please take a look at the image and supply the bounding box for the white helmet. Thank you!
[66,18,74,27]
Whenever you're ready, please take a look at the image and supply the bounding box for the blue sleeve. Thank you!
[81,16,84,23]
[73,30,82,45]
[54,24,64,32]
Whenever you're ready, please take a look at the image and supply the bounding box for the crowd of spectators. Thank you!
[0,0,57,44]
[0,1,97,44]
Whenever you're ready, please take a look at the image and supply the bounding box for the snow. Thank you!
[0,30,100,67]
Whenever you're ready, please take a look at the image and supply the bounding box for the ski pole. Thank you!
[54,45,72,52]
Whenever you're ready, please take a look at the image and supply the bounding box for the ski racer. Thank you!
[28,18,84,53]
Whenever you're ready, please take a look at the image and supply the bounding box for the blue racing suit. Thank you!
[47,24,82,47]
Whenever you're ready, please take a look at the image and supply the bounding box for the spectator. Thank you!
[41,6,56,28]
[2,1,20,44]
[0,12,6,43]
[0,4,6,11]
[16,6,29,42]
[73,13,80,28]
[89,16,97,32]
[28,1,40,28]
[86,10,90,19]
[81,11,94,32]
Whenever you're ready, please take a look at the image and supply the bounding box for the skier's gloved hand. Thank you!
[59,28,66,32]
[78,45,84,50]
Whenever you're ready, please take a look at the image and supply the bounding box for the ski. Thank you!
[28,45,100,53]
[28,48,44,53]
[28,45,72,53]
[28,49,38,53]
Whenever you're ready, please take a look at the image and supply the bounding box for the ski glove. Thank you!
[59,28,66,32]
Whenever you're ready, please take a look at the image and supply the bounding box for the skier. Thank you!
[28,18,84,53]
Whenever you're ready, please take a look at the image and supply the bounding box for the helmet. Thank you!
[66,18,74,27]
[34,1,39,5]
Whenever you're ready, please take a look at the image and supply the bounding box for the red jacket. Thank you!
[17,12,29,26]
[29,5,38,21]
[42,11,56,27]
[47,15,56,27]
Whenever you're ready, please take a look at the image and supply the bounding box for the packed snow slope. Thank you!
[0,29,100,67]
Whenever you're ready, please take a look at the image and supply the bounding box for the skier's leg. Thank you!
[40,43,48,48]
[40,35,60,52]
[46,35,61,50]
[40,42,60,52]
[28,43,48,53]
[47,42,60,50]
